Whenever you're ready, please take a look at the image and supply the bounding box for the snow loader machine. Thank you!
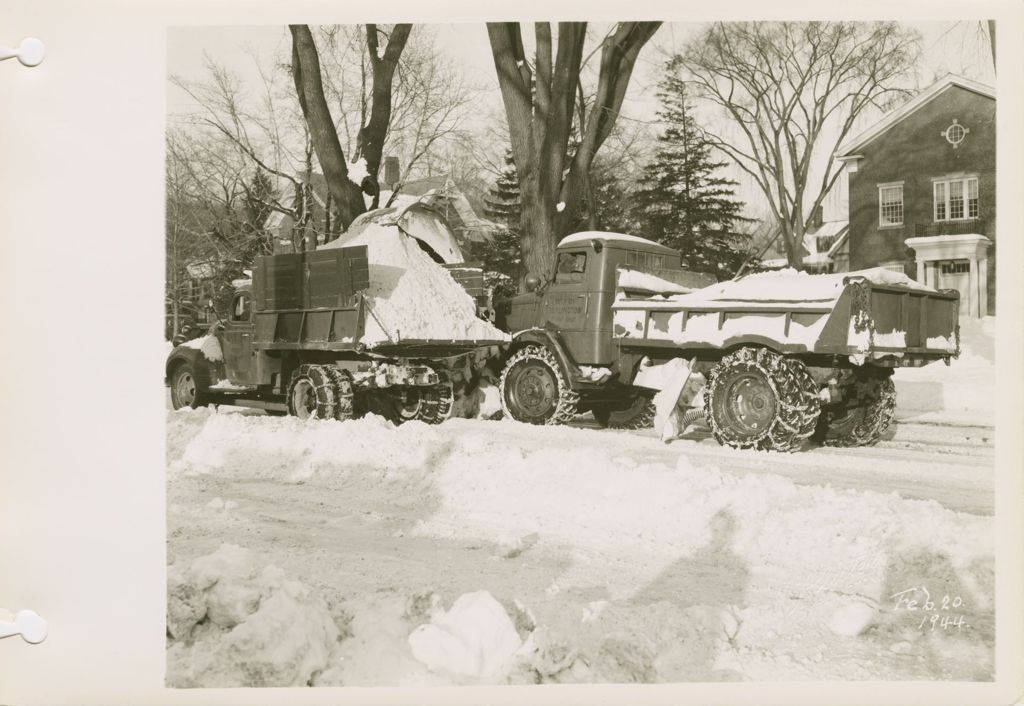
[165,204,505,424]
[493,231,961,452]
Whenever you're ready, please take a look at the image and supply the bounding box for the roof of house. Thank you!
[836,74,996,158]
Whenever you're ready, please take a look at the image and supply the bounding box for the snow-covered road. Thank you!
[483,415,994,515]
[165,407,994,686]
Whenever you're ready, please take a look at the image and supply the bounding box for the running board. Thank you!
[230,398,288,413]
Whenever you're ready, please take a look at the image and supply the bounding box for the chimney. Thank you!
[383,156,400,189]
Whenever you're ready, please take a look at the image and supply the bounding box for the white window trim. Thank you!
[933,176,979,222]
[878,183,905,227]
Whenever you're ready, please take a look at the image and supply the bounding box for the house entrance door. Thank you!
[937,260,971,317]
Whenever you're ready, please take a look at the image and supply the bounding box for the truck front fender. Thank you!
[507,328,580,384]
[165,345,226,391]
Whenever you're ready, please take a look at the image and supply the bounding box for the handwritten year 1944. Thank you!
[890,586,969,631]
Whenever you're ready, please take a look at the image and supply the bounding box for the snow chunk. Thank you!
[347,157,369,187]
[181,334,223,362]
[324,224,507,347]
[472,379,503,419]
[577,365,612,383]
[166,544,340,688]
[560,230,671,249]
[650,358,693,441]
[827,599,878,637]
[926,334,956,350]
[555,201,565,212]
[408,591,523,681]
[874,330,906,348]
[617,268,693,295]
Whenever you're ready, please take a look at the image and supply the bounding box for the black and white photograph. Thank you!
[159,19,1005,688]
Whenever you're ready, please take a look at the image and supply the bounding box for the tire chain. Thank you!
[323,366,355,421]
[703,347,821,452]
[602,398,657,430]
[499,345,580,425]
[820,373,895,447]
[429,370,456,424]
[288,364,340,420]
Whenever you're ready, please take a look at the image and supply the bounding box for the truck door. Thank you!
[223,291,255,384]
[542,250,591,358]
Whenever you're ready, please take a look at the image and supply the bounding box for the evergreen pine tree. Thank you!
[632,61,752,279]
[477,149,523,297]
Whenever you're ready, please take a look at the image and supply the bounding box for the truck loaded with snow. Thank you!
[493,231,961,451]
[165,203,508,423]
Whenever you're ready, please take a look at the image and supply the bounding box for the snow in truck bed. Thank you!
[616,267,935,307]
[320,224,508,347]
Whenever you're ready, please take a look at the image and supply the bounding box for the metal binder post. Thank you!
[0,38,45,67]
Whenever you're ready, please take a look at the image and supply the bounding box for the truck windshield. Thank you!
[555,251,587,283]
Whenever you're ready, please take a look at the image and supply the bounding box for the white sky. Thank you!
[167,21,996,219]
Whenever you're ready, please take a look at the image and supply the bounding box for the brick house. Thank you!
[835,74,996,317]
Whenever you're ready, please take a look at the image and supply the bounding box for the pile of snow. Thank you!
[167,411,449,484]
[655,267,933,306]
[180,334,223,362]
[893,316,994,424]
[408,591,524,681]
[322,224,507,347]
[166,544,341,688]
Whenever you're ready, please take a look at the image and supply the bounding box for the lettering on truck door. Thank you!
[543,251,589,330]
[224,291,255,383]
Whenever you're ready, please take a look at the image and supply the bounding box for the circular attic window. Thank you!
[942,119,969,148]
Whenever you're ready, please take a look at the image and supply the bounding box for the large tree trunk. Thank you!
[487,22,660,286]
[289,25,366,233]
[357,24,412,195]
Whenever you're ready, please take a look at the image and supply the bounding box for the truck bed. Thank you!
[250,245,507,353]
[612,271,960,365]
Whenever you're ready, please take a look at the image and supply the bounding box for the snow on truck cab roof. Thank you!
[558,231,679,256]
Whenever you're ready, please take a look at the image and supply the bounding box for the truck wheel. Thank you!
[324,367,355,421]
[815,371,895,447]
[592,394,656,430]
[169,362,209,410]
[499,346,579,425]
[287,364,339,420]
[704,347,821,452]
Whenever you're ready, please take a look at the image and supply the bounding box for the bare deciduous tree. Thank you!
[487,22,661,282]
[676,22,921,267]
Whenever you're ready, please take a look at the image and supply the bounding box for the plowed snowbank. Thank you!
[166,545,340,687]
[893,316,994,423]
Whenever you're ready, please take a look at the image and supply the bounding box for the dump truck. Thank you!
[165,204,506,423]
[493,231,960,451]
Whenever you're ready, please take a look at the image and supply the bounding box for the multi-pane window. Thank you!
[934,177,979,221]
[878,184,904,226]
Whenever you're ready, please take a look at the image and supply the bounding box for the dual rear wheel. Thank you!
[704,346,894,451]
[286,364,354,421]
[287,364,454,425]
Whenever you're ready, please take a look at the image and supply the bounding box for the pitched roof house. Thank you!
[265,173,499,253]
[835,74,996,317]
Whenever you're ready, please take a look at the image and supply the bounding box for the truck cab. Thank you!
[501,231,716,366]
